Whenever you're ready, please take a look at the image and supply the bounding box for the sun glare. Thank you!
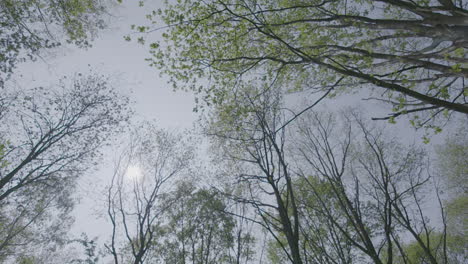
[126,165,142,180]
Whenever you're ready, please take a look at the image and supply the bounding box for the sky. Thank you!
[9,0,455,255]
[13,1,198,241]
[16,1,196,129]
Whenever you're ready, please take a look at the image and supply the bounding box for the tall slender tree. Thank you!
[105,124,194,264]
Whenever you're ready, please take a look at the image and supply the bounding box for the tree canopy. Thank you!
[143,0,468,130]
[1,1,466,263]
[0,74,130,262]
[0,0,110,85]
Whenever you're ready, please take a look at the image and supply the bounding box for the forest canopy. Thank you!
[0,0,466,263]
[143,0,468,131]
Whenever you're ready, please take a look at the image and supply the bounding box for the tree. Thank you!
[288,110,455,264]
[152,181,255,264]
[0,0,111,85]
[104,124,194,264]
[433,120,468,263]
[266,176,354,264]
[0,73,130,262]
[435,120,468,194]
[206,77,457,263]
[387,231,467,264]
[142,0,467,130]
[207,87,305,264]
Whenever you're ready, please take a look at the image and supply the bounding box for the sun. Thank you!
[126,165,142,180]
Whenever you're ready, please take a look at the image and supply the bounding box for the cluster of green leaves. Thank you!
[110,179,256,264]
[268,176,354,264]
[434,123,468,263]
[155,182,241,263]
[138,0,467,133]
[0,141,9,168]
[384,232,467,264]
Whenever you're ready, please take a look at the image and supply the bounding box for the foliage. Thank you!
[0,73,130,261]
[267,176,354,264]
[433,122,468,263]
[436,122,468,194]
[387,232,467,264]
[211,102,456,264]
[153,181,255,264]
[0,0,110,84]
[1,1,466,263]
[69,233,102,264]
[0,142,8,168]
[207,88,306,264]
[141,0,468,131]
